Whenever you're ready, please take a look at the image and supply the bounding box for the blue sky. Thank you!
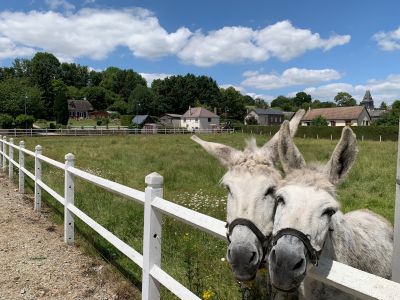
[1,0,400,105]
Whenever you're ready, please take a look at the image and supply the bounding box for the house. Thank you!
[160,114,182,127]
[301,106,371,126]
[369,110,386,122]
[181,107,220,131]
[283,111,295,120]
[68,99,93,119]
[132,115,155,127]
[244,108,284,125]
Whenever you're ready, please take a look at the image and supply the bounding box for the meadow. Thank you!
[14,133,397,299]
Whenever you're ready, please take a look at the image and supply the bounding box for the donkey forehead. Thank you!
[222,165,280,187]
[277,185,339,211]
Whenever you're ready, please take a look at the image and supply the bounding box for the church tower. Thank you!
[360,90,374,110]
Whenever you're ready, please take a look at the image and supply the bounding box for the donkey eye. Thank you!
[225,185,232,195]
[264,186,276,197]
[276,196,285,205]
[322,208,336,217]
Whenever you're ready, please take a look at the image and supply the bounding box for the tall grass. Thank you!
[16,133,396,299]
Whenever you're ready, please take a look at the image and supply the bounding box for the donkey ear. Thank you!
[191,135,241,167]
[278,120,306,173]
[263,109,305,163]
[325,126,358,185]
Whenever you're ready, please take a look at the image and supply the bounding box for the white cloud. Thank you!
[241,67,342,90]
[0,8,191,61]
[0,10,350,67]
[140,72,172,86]
[219,83,245,92]
[299,74,400,104]
[373,27,400,51]
[0,36,35,60]
[45,0,75,14]
[179,20,350,67]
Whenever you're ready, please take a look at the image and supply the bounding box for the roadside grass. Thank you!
[15,133,396,299]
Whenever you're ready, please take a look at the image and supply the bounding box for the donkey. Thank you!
[191,109,305,282]
[268,121,393,299]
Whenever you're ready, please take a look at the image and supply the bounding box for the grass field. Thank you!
[14,133,397,299]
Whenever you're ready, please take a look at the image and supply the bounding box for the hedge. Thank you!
[235,125,399,141]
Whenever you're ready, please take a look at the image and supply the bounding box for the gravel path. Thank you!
[0,175,140,300]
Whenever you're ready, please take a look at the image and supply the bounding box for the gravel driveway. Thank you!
[0,174,139,300]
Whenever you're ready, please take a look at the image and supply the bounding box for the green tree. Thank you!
[245,115,258,125]
[0,78,44,118]
[52,79,69,125]
[219,87,246,120]
[334,92,357,107]
[0,114,14,128]
[30,52,61,118]
[293,92,312,107]
[128,84,156,115]
[311,115,329,126]
[271,96,294,111]
[60,63,89,88]
[379,101,388,110]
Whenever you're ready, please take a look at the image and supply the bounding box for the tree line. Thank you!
[0,52,268,127]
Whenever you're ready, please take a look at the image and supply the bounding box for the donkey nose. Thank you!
[227,243,260,281]
[268,236,307,291]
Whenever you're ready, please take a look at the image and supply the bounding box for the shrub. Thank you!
[49,122,56,129]
[96,119,102,126]
[15,114,36,129]
[245,115,258,125]
[121,115,133,126]
[0,114,14,129]
[311,116,328,126]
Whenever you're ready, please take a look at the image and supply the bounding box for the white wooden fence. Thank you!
[0,135,400,299]
[0,128,234,137]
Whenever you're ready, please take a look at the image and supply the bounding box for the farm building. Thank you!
[181,107,220,131]
[244,108,284,125]
[160,114,182,127]
[301,106,371,126]
[132,115,155,127]
[68,99,93,119]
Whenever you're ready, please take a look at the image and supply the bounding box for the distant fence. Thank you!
[237,125,399,141]
[0,128,235,137]
[1,136,400,299]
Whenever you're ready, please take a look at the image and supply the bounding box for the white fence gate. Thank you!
[1,135,400,300]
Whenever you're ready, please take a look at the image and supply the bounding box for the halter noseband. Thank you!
[226,218,270,264]
[269,228,323,266]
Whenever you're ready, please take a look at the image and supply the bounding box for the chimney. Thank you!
[214,107,217,114]
[189,106,191,115]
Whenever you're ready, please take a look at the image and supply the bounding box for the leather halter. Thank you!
[226,218,271,264]
[269,228,323,266]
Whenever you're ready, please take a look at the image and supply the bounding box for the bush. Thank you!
[0,114,14,129]
[121,115,133,126]
[49,122,56,129]
[15,115,36,129]
[96,119,102,126]
[245,115,258,125]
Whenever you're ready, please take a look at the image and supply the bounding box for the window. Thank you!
[183,118,186,122]
[208,118,211,122]
[195,118,198,122]
[345,120,352,126]
[331,121,336,127]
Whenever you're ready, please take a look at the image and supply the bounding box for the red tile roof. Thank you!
[302,106,366,121]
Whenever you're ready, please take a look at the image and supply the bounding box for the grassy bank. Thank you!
[14,133,396,299]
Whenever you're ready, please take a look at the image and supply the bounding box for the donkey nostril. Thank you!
[270,249,276,263]
[292,258,304,271]
[249,252,256,263]
[227,249,232,260]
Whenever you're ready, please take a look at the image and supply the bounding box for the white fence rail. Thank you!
[0,135,400,299]
[0,128,234,137]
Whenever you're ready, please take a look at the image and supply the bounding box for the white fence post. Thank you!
[34,145,42,212]
[2,136,6,172]
[0,136,3,168]
[19,141,25,194]
[64,153,75,245]
[8,138,14,179]
[142,172,163,300]
[392,121,400,282]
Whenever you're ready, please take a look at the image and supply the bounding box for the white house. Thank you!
[181,107,220,131]
[301,106,371,126]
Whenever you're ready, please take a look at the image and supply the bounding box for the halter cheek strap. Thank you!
[226,218,270,263]
[269,228,323,266]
